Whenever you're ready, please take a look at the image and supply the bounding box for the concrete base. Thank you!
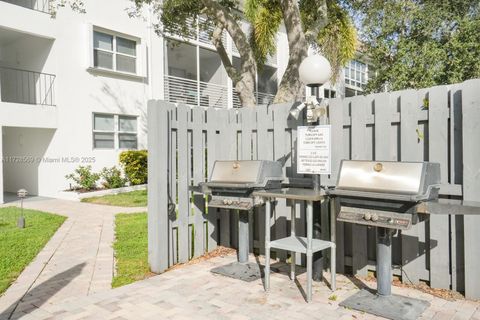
[211,262,261,282]
[339,289,430,320]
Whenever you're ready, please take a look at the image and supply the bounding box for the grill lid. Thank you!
[203,160,283,190]
[329,160,440,201]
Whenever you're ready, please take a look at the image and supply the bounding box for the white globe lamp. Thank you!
[290,54,332,122]
[299,54,332,87]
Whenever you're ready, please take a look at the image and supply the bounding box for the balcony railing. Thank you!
[1,0,50,13]
[0,66,56,106]
[164,75,228,108]
[233,90,275,108]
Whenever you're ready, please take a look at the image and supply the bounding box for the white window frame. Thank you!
[92,113,138,150]
[87,25,145,78]
[344,60,368,89]
[93,30,137,74]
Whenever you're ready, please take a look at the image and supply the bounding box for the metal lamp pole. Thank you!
[298,54,332,282]
[17,189,28,229]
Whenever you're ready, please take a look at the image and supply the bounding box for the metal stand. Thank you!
[312,174,323,281]
[377,227,393,296]
[258,188,336,303]
[339,227,430,320]
[211,210,261,282]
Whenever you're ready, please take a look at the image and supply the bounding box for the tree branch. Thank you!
[211,24,240,83]
[304,0,328,42]
[201,0,257,106]
[274,0,308,103]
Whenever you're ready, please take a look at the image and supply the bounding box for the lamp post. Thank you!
[17,189,28,229]
[297,54,332,281]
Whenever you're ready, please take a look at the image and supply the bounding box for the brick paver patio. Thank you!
[1,198,478,320]
[4,253,479,320]
[0,198,146,320]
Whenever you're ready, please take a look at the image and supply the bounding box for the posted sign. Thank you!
[297,125,331,175]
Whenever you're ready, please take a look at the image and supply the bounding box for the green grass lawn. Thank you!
[81,189,147,207]
[0,207,66,294]
[112,212,152,288]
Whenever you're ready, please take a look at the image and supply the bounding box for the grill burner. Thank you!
[328,160,441,320]
[197,160,283,281]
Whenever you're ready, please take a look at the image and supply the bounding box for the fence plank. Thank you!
[350,95,369,277]
[329,98,345,273]
[374,92,394,161]
[428,85,450,289]
[273,103,291,261]
[229,109,239,249]
[256,105,272,255]
[240,107,256,252]
[449,84,464,292]
[192,107,205,258]
[216,108,231,247]
[206,108,218,251]
[462,79,480,300]
[400,90,423,284]
[147,100,169,273]
[168,104,177,266]
[177,104,190,263]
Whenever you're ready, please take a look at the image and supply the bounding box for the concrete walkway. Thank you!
[8,254,480,320]
[0,198,146,320]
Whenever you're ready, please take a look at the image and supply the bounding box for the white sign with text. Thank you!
[297,125,331,175]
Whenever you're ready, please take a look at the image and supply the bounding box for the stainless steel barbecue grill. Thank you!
[200,160,283,211]
[331,160,440,230]
[328,160,441,320]
[197,160,284,281]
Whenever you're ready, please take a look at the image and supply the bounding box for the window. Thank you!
[93,113,138,149]
[344,60,368,88]
[93,31,137,74]
[324,89,336,99]
[118,116,138,149]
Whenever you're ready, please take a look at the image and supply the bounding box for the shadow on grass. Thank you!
[0,263,85,320]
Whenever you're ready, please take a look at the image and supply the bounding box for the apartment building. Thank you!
[0,0,369,202]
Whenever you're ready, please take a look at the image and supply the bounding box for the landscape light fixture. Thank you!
[17,188,28,229]
[291,54,332,123]
[295,54,332,282]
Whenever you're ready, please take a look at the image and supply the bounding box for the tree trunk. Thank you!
[202,0,257,107]
[273,0,308,104]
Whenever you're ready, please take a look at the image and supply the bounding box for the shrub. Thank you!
[100,166,127,189]
[65,165,100,191]
[119,150,148,185]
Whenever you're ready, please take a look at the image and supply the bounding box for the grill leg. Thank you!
[377,227,393,296]
[238,210,249,264]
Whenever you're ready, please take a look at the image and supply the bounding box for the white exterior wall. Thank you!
[0,0,162,198]
[1,0,364,199]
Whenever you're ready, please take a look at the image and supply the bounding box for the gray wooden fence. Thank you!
[148,79,480,299]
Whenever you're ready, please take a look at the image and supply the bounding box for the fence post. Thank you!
[462,79,480,300]
[148,100,169,273]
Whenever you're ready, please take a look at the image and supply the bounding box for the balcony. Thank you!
[0,66,55,106]
[164,75,228,108]
[0,1,56,39]
[233,90,275,108]
[164,75,276,109]
[1,0,50,13]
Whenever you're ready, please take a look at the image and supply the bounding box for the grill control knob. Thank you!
[364,213,372,221]
[223,199,229,205]
[388,218,394,224]
[371,214,379,222]
[227,199,233,205]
